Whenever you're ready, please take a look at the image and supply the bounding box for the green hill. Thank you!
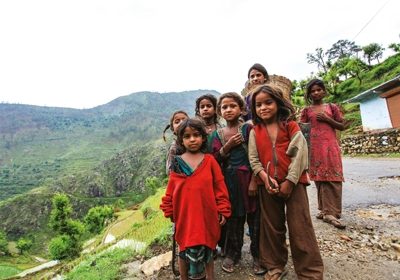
[0,90,218,201]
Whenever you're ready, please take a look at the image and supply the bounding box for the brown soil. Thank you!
[146,189,400,280]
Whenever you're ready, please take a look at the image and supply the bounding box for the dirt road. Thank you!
[151,157,400,279]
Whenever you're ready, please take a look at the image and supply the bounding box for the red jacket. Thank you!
[160,154,231,251]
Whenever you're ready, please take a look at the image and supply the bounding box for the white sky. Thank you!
[0,0,399,109]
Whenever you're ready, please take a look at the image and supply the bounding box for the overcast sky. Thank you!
[0,0,399,109]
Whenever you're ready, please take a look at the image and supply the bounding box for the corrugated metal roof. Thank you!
[345,75,400,103]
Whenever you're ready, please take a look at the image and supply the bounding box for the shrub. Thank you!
[49,235,81,260]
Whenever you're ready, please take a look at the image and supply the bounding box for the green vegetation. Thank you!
[48,194,85,260]
[125,188,172,246]
[0,265,21,279]
[0,232,8,256]
[65,248,135,280]
[84,205,114,234]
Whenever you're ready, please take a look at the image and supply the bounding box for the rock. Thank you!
[340,235,352,242]
[104,233,116,244]
[140,251,172,276]
[391,243,400,253]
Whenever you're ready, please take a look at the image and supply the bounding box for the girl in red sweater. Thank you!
[160,118,231,280]
[248,85,324,280]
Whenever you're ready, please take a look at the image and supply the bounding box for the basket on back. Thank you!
[267,74,292,102]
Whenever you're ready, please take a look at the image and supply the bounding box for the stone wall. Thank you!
[341,128,400,155]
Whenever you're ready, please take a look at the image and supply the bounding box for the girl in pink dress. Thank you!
[300,79,346,229]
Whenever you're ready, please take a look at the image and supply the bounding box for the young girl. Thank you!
[248,85,324,280]
[242,63,269,122]
[160,118,231,280]
[195,94,222,134]
[300,78,345,229]
[163,110,189,175]
[208,92,264,274]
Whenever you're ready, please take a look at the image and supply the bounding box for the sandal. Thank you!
[253,259,268,275]
[221,257,235,273]
[316,212,324,219]
[264,268,288,280]
[323,214,346,229]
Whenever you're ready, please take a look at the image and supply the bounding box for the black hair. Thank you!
[305,79,326,104]
[176,118,208,153]
[162,110,189,141]
[247,63,270,81]
[250,84,295,125]
[216,92,245,117]
[195,94,219,124]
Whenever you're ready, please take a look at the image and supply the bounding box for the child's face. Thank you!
[172,113,188,134]
[181,126,205,153]
[220,97,242,122]
[255,92,278,122]
[249,69,266,85]
[199,99,216,120]
[310,85,326,102]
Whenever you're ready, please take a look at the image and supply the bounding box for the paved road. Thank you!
[341,157,400,207]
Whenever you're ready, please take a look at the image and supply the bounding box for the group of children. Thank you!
[160,63,345,280]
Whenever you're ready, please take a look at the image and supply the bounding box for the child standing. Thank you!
[242,63,270,122]
[195,94,223,134]
[163,111,189,175]
[160,118,231,280]
[248,85,324,279]
[208,92,264,274]
[300,78,345,229]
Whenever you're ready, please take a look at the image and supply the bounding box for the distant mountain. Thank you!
[0,89,220,248]
[0,90,219,201]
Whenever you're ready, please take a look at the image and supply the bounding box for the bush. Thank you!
[0,230,8,255]
[16,237,33,254]
[49,235,81,260]
[84,205,115,234]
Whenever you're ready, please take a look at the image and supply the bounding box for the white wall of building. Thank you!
[360,97,392,131]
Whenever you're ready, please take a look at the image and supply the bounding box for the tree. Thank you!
[48,193,85,260]
[306,48,329,74]
[49,193,73,234]
[326,39,360,61]
[0,231,8,255]
[362,43,385,65]
[84,205,114,234]
[16,238,33,254]
[388,43,400,53]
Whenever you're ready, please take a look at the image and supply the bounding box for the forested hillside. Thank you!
[0,90,218,201]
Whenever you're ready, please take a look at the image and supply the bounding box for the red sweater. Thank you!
[254,121,309,184]
[160,154,231,251]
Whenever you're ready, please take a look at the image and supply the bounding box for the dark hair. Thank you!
[305,79,326,104]
[176,118,208,153]
[195,94,219,124]
[247,63,270,81]
[250,84,295,125]
[162,110,189,141]
[216,92,245,116]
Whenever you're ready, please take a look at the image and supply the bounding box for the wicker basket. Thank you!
[267,75,292,101]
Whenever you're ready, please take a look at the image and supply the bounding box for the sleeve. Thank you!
[165,142,177,175]
[160,177,174,219]
[248,129,264,176]
[330,103,344,123]
[300,107,309,123]
[210,157,231,218]
[208,130,226,164]
[286,131,309,184]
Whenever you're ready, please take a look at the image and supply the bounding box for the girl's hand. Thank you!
[278,180,294,199]
[265,176,279,195]
[248,176,258,197]
[225,133,243,150]
[316,112,331,123]
[219,214,226,225]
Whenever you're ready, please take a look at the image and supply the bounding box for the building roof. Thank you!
[345,75,400,103]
